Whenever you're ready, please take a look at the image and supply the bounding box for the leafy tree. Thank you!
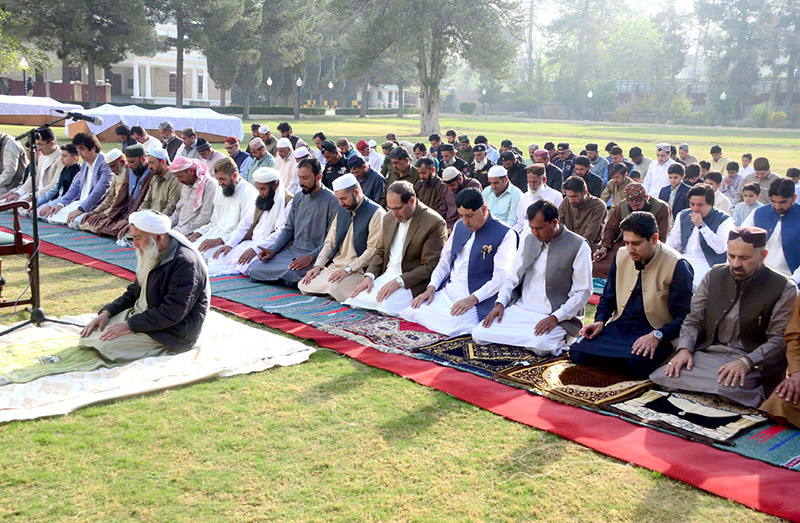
[6,0,159,106]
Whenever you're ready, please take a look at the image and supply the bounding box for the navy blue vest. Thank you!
[753,202,800,273]
[328,197,381,264]
[679,206,729,266]
[232,150,251,171]
[442,213,517,320]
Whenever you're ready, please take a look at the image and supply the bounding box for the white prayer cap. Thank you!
[252,167,280,184]
[129,210,172,234]
[367,139,377,148]
[259,125,270,134]
[332,173,358,191]
[105,148,123,164]
[293,147,310,159]
[487,165,508,179]
[276,137,292,149]
[441,166,462,182]
[249,137,265,149]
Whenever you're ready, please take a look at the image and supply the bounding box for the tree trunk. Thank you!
[360,82,368,118]
[175,7,185,108]
[220,88,226,107]
[87,52,97,108]
[397,82,404,118]
[293,72,300,120]
[417,39,441,135]
[526,0,534,116]
[242,71,251,119]
[61,58,70,85]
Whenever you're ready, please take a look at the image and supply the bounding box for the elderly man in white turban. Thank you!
[79,210,210,363]
[168,156,218,236]
[274,137,299,194]
[207,167,292,276]
[298,173,385,301]
[186,157,257,259]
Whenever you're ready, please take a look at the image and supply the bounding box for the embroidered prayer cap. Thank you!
[276,137,292,149]
[332,173,358,191]
[195,138,212,152]
[129,210,172,234]
[557,142,570,151]
[487,165,507,179]
[346,155,365,169]
[293,147,310,159]
[473,144,487,153]
[249,137,265,149]
[258,125,270,134]
[147,147,170,164]
[729,226,767,248]
[679,143,690,152]
[169,156,195,172]
[224,136,239,145]
[624,182,647,202]
[252,167,280,184]
[105,148,124,163]
[367,139,377,148]
[656,142,671,152]
[125,144,146,158]
[442,166,462,182]
[355,139,369,152]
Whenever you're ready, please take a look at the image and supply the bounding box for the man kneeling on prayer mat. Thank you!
[651,226,797,407]
[401,188,517,337]
[569,212,694,378]
[761,294,800,427]
[186,157,257,260]
[206,167,291,277]
[472,200,592,356]
[298,173,384,302]
[345,181,447,316]
[79,210,209,363]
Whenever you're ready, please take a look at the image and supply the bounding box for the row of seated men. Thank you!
[1,128,798,430]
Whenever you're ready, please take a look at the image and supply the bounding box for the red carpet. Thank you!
[27,238,800,521]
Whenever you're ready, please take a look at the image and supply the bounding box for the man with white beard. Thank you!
[186,157,257,260]
[79,210,209,363]
[207,167,292,277]
[515,163,563,237]
[274,137,299,194]
[469,143,494,188]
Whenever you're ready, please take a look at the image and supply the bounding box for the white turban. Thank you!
[252,167,280,184]
[105,148,123,164]
[332,173,358,191]
[293,147,310,159]
[276,137,292,149]
[441,166,461,182]
[128,210,211,312]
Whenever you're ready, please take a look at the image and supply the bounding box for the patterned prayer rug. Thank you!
[496,357,652,407]
[317,314,446,355]
[727,423,800,470]
[0,334,116,385]
[413,336,553,378]
[607,390,768,445]
[592,277,607,295]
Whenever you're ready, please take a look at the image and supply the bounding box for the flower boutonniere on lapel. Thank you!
[481,244,493,260]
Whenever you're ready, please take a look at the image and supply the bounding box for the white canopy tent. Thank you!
[0,95,82,127]
[64,104,244,142]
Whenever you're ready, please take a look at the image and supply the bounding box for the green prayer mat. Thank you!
[0,336,117,385]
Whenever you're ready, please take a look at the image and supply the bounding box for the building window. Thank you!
[198,75,203,95]
[127,78,133,90]
[69,68,82,82]
[169,73,176,93]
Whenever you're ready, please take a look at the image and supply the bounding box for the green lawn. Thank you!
[0,254,777,521]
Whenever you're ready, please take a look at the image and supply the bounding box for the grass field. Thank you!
[0,116,791,520]
[0,255,777,521]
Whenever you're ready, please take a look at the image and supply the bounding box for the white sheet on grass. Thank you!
[64,104,244,140]
[0,310,315,423]
[0,94,82,116]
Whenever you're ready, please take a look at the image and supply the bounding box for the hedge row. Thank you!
[334,108,420,115]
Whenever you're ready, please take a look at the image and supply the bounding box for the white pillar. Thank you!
[132,61,139,98]
[191,67,198,102]
[202,69,208,101]
[145,63,152,99]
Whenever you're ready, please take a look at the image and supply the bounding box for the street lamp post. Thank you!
[719,91,727,127]
[586,90,593,120]
[328,80,334,108]
[19,58,29,96]
[295,77,303,120]
[266,76,272,107]
[481,88,487,116]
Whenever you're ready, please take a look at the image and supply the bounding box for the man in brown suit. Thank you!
[345,180,447,316]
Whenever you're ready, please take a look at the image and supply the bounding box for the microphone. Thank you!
[54,110,104,126]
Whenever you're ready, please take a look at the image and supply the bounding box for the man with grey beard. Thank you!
[79,210,209,363]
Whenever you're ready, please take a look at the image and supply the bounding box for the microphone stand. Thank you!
[0,115,84,336]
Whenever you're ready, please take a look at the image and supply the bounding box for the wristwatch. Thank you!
[394,276,404,288]
[344,266,352,275]
[652,330,663,341]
